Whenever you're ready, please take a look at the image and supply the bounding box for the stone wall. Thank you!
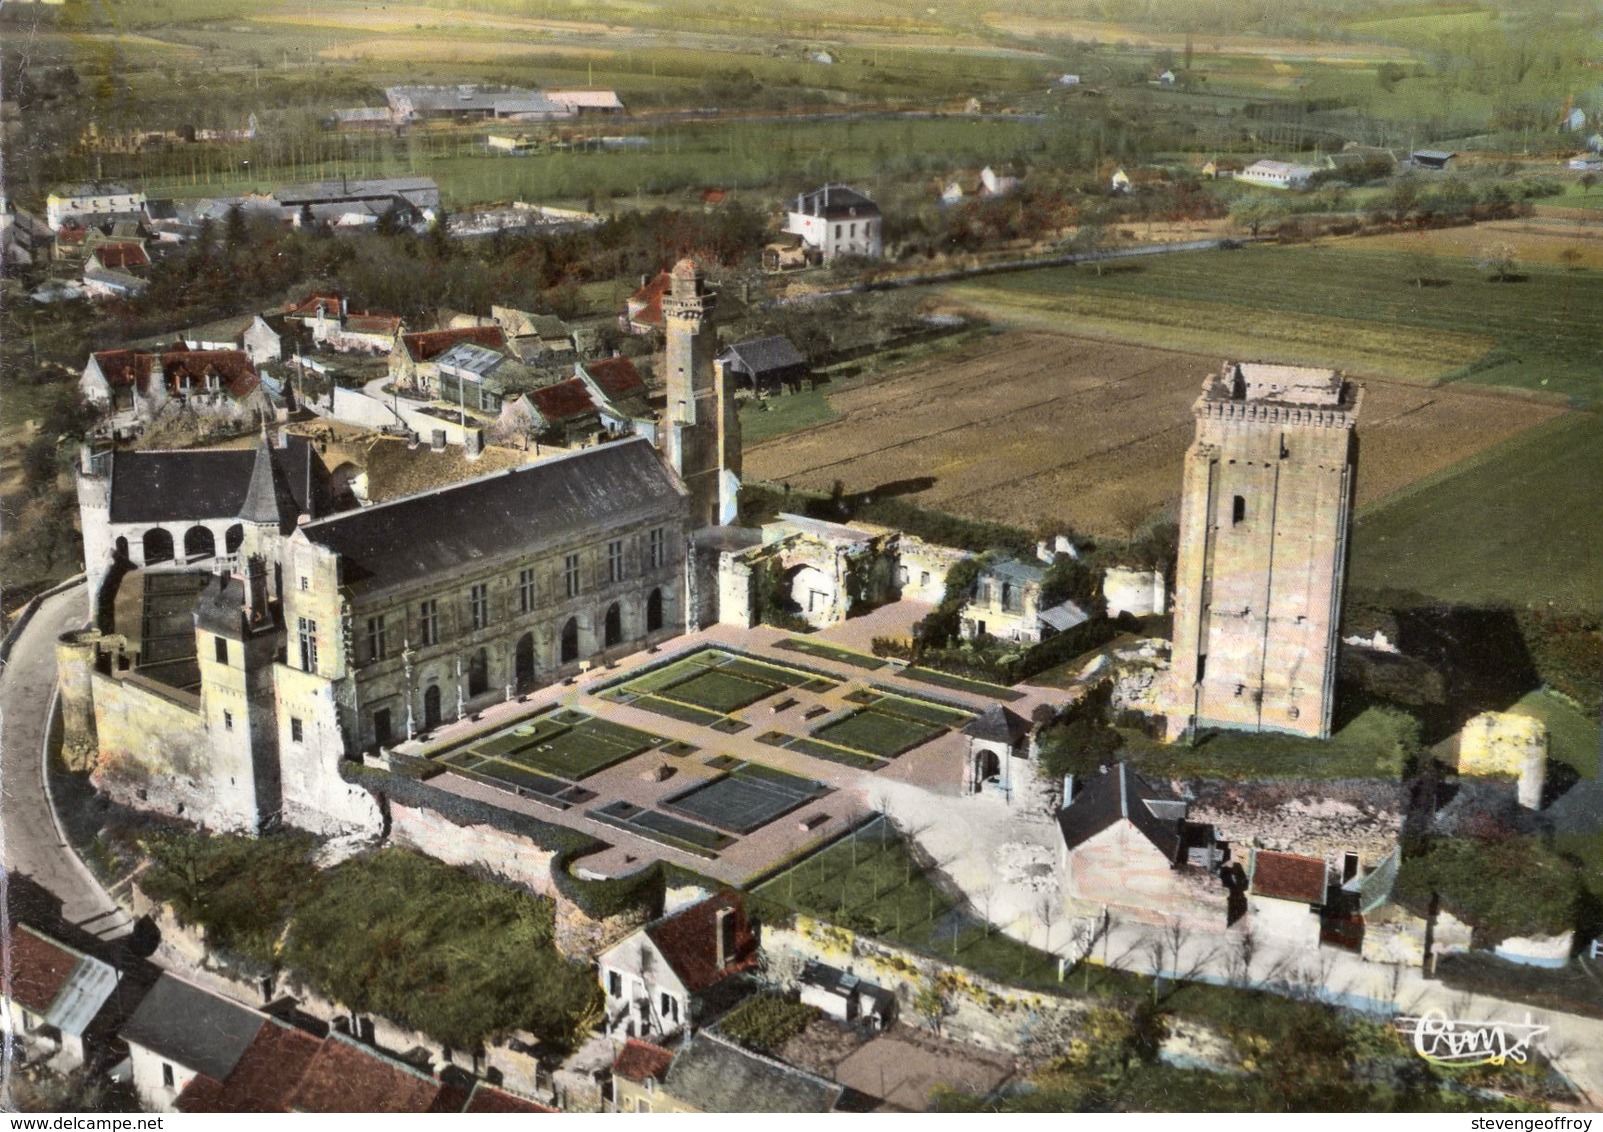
[389,800,560,896]
[1359,902,1473,968]
[55,631,101,771]
[764,914,1083,1056]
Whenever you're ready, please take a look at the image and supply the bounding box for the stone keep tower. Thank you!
[1165,362,1361,741]
[661,257,740,527]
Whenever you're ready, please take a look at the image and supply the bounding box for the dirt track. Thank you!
[745,331,1565,538]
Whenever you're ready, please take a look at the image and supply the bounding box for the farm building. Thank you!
[958,557,1088,645]
[1236,160,1318,189]
[1406,150,1456,171]
[796,961,895,1029]
[1247,850,1328,947]
[718,336,809,395]
[2,924,120,1073]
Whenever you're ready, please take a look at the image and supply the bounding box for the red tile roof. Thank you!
[584,355,646,400]
[92,242,150,270]
[4,926,79,1015]
[177,1021,322,1114]
[344,313,402,336]
[701,188,728,205]
[529,377,599,423]
[613,1040,675,1085]
[644,892,757,994]
[627,270,672,328]
[160,349,261,400]
[463,1084,557,1113]
[92,349,156,391]
[287,1036,454,1113]
[286,291,342,319]
[1251,850,1328,904]
[57,225,88,246]
[401,326,507,363]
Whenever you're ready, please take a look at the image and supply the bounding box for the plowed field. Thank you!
[745,332,1565,537]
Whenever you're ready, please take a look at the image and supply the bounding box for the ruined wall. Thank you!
[1104,567,1165,619]
[55,631,101,771]
[1360,903,1473,968]
[1185,778,1403,874]
[1458,712,1546,778]
[388,800,560,896]
[764,914,1083,1056]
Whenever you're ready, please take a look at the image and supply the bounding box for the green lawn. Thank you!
[1509,689,1601,781]
[740,389,837,444]
[663,668,782,713]
[775,637,886,670]
[1349,410,1603,611]
[948,243,1603,401]
[1127,704,1418,779]
[813,707,946,757]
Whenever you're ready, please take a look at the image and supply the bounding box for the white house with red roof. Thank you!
[596,892,758,1040]
[79,345,273,437]
[1247,849,1329,946]
[1,924,120,1073]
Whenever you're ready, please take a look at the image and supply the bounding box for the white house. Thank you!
[959,557,1089,645]
[2,925,120,1073]
[121,974,269,1113]
[1247,849,1328,947]
[784,184,883,262]
[46,182,146,231]
[1236,160,1318,189]
[596,893,757,1040]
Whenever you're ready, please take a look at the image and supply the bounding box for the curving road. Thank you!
[0,583,132,939]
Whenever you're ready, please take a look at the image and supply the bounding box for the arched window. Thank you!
[560,618,580,664]
[423,685,442,730]
[142,528,174,565]
[1232,495,1247,525]
[515,633,535,690]
[224,524,244,553]
[114,536,129,560]
[646,588,664,633]
[468,648,489,697]
[183,525,215,561]
[604,603,622,648]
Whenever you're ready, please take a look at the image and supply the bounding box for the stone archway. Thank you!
[183,525,216,561]
[423,685,442,730]
[646,587,664,633]
[515,632,536,690]
[142,528,174,565]
[603,602,623,648]
[468,648,489,697]
[560,617,580,664]
[224,524,244,554]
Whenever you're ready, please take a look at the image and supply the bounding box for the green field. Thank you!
[948,243,1603,401]
[740,389,838,445]
[1349,410,1603,611]
[813,706,946,757]
[775,637,886,670]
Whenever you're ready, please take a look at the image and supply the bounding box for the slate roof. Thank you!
[176,1019,322,1114]
[106,436,328,526]
[983,557,1045,586]
[300,437,683,597]
[583,355,646,400]
[791,184,879,219]
[1250,850,1328,905]
[121,974,266,1083]
[1058,762,1184,861]
[287,1034,461,1113]
[400,325,507,363]
[529,377,599,423]
[273,177,439,207]
[963,704,1031,743]
[720,336,806,375]
[641,892,758,994]
[1040,600,1090,633]
[614,1039,676,1084]
[662,1031,842,1113]
[239,435,304,531]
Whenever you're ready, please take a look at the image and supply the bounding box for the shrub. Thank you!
[283,849,603,1051]
[718,993,819,1052]
[1394,836,1580,945]
[139,830,319,966]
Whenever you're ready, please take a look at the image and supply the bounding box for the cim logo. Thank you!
[1394,1011,1549,1067]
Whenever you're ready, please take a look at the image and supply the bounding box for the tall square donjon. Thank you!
[1165,362,1362,741]
[662,257,741,528]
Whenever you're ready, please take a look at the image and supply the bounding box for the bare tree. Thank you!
[1035,893,1063,961]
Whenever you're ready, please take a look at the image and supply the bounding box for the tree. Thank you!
[912,975,953,1036]
[1073,214,1110,275]
[1478,241,1519,282]
[1581,172,1597,201]
[1230,196,1282,238]
[1037,713,1124,781]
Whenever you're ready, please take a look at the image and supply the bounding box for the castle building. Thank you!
[660,258,740,528]
[1164,362,1361,741]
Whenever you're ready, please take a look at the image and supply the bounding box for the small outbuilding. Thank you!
[718,336,809,396]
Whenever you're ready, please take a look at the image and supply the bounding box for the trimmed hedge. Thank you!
[1394,835,1580,945]
[876,615,1124,686]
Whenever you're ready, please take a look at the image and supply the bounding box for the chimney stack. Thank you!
[714,905,734,970]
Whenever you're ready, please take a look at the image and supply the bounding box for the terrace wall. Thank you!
[764,914,1082,1055]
